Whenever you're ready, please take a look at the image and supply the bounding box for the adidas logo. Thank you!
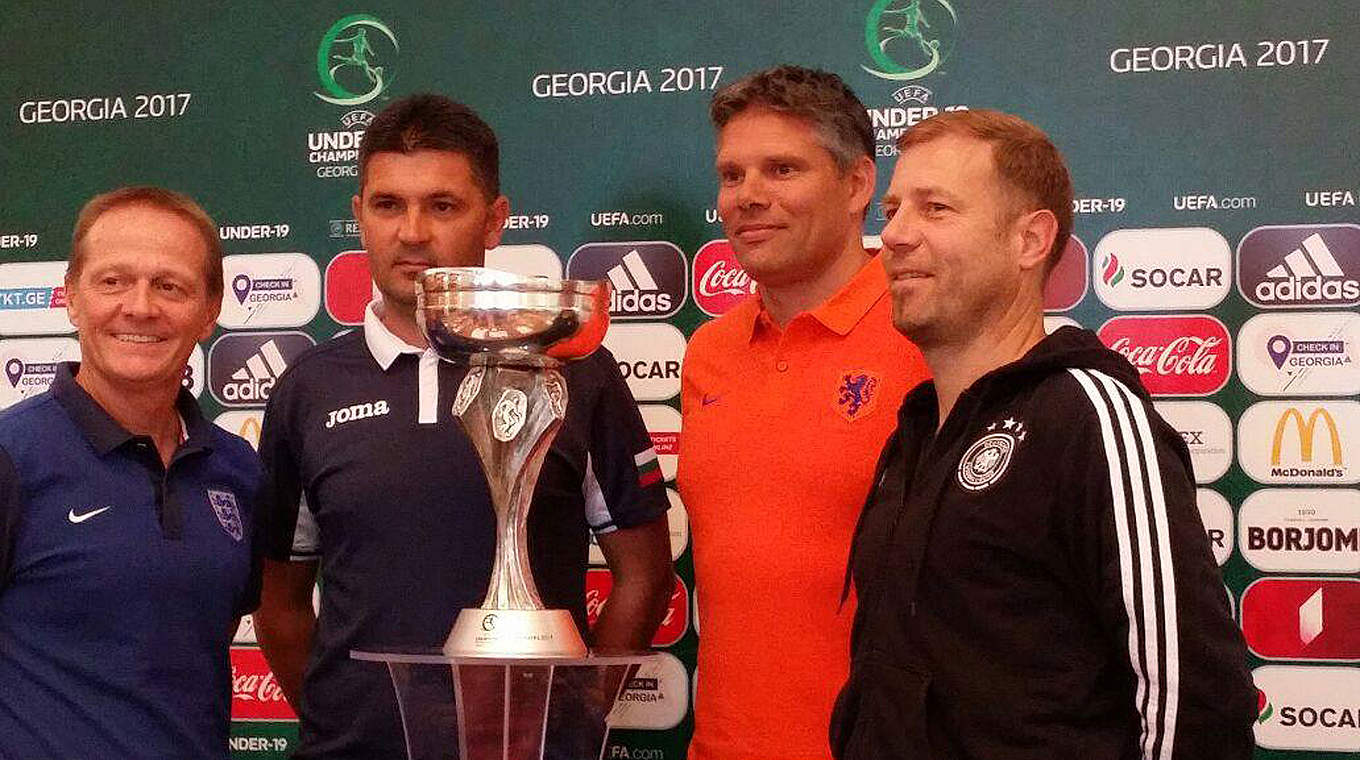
[1255,232,1360,304]
[222,339,290,403]
[606,250,672,314]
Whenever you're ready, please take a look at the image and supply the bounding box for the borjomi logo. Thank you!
[314,14,399,106]
[862,0,960,81]
[1101,253,1126,287]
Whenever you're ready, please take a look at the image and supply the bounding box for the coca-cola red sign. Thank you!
[585,568,688,647]
[230,647,296,721]
[1097,315,1231,396]
[693,240,757,316]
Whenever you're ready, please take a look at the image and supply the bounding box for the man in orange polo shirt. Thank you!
[677,65,930,760]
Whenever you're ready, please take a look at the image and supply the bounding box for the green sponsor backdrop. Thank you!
[2,2,1356,758]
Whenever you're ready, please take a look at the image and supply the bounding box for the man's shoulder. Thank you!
[1014,367,1174,452]
[201,421,264,476]
[687,299,759,355]
[0,391,69,452]
[271,330,370,395]
[287,329,368,374]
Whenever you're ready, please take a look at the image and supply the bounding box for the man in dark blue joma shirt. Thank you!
[253,94,675,759]
[0,186,262,759]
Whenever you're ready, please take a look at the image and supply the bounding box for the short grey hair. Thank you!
[710,65,874,172]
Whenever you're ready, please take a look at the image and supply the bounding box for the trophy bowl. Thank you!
[416,267,610,366]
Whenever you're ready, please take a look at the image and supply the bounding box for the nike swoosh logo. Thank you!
[702,394,721,406]
[68,506,112,524]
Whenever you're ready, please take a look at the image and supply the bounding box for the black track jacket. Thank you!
[830,327,1255,760]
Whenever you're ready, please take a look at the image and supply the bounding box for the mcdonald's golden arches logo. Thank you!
[1271,406,1342,466]
[1238,400,1359,485]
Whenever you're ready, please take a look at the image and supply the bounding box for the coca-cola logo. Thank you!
[1098,315,1232,396]
[693,240,757,316]
[229,647,296,721]
[585,568,689,647]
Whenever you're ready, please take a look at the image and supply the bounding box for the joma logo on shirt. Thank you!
[324,400,390,428]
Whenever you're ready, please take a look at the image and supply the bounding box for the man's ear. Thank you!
[64,274,82,330]
[198,295,221,342]
[1015,209,1058,273]
[483,195,511,250]
[847,155,877,219]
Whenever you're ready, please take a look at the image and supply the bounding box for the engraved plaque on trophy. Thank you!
[416,267,610,658]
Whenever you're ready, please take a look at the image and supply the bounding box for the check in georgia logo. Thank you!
[862,0,960,81]
[315,14,399,106]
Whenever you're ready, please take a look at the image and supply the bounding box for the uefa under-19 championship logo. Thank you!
[315,14,399,106]
[862,0,960,81]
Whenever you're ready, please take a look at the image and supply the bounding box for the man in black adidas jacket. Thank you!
[830,110,1255,759]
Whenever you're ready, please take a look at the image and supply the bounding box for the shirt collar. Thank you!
[807,253,890,335]
[363,299,425,370]
[50,362,212,457]
[747,252,890,341]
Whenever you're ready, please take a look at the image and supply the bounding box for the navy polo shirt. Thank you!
[258,302,668,760]
[0,363,261,760]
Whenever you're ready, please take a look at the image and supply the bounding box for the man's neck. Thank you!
[75,370,183,465]
[760,241,870,327]
[377,300,428,348]
[923,308,1047,430]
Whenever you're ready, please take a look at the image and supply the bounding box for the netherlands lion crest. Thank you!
[957,418,1027,491]
[207,489,244,542]
[836,370,881,421]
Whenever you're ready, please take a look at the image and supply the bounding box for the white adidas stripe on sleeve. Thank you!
[1069,368,1181,760]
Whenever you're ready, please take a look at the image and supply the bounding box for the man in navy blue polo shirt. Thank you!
[253,94,675,759]
[0,186,261,759]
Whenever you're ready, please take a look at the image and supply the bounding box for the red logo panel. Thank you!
[324,251,372,325]
[230,647,297,721]
[1043,235,1088,312]
[1242,578,1360,661]
[1097,315,1231,396]
[586,568,688,647]
[693,240,757,317]
[649,431,679,456]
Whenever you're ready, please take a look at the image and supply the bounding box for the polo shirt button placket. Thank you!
[776,360,789,372]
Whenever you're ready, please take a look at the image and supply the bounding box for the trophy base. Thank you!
[444,608,588,658]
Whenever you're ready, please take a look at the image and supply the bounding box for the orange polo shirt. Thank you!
[678,255,929,760]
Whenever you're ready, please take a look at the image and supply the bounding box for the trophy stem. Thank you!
[446,365,586,657]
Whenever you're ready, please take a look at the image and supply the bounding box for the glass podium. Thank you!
[351,650,656,760]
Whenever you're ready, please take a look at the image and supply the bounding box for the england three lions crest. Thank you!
[957,418,1027,491]
[837,370,882,421]
[208,489,244,542]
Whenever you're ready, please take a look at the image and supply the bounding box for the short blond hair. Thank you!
[69,186,223,297]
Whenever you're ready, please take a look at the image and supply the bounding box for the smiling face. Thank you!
[879,133,1033,348]
[714,108,873,289]
[65,204,219,397]
[353,149,509,314]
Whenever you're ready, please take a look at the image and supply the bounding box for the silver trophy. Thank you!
[417,267,611,658]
